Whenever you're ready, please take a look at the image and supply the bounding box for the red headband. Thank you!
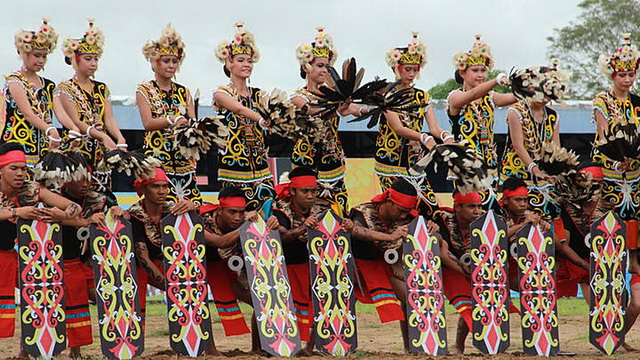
[503,186,528,198]
[579,166,604,180]
[454,192,482,205]
[0,150,26,168]
[133,168,169,196]
[372,188,418,216]
[289,175,317,188]
[275,175,318,200]
[219,196,246,208]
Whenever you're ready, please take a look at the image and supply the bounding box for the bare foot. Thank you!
[449,344,464,355]
[205,344,223,356]
[17,349,29,359]
[69,347,82,359]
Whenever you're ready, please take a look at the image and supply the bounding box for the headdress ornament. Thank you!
[215,22,259,64]
[15,17,58,55]
[598,33,640,79]
[295,27,337,70]
[386,31,427,77]
[62,18,105,59]
[142,24,186,65]
[452,34,494,71]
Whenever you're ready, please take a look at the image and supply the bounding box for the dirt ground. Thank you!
[1,298,639,359]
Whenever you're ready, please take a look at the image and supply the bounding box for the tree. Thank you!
[547,0,640,99]
[428,70,510,100]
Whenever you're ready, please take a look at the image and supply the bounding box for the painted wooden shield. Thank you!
[239,216,301,357]
[18,214,66,359]
[403,215,447,355]
[162,211,213,357]
[589,211,626,355]
[307,210,357,356]
[516,223,559,356]
[470,210,509,354]
[91,209,144,359]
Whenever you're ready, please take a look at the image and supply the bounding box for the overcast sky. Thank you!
[2,0,582,101]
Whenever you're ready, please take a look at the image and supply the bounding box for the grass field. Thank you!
[1,295,640,359]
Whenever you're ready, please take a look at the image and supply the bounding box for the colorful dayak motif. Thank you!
[403,216,447,356]
[162,211,213,357]
[307,210,357,356]
[18,215,66,359]
[589,211,627,355]
[239,216,302,357]
[91,209,144,360]
[516,223,559,356]
[470,210,509,354]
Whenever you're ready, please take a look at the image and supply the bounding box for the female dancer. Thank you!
[447,35,515,208]
[55,19,127,205]
[376,31,454,219]
[213,22,274,212]
[137,24,202,205]
[3,18,77,169]
[291,27,361,215]
[500,63,570,219]
[592,33,640,349]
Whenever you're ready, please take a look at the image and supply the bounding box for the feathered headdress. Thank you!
[14,18,58,55]
[295,27,337,71]
[452,34,494,71]
[386,31,428,78]
[142,24,186,65]
[62,18,105,60]
[215,22,259,64]
[598,33,640,80]
[510,60,570,102]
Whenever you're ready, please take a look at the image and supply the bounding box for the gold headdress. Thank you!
[510,59,571,102]
[295,27,337,70]
[452,34,494,71]
[386,31,427,70]
[142,24,186,65]
[598,33,640,80]
[14,18,58,55]
[215,22,260,64]
[62,18,105,60]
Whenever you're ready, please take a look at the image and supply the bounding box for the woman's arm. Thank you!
[8,82,56,133]
[52,96,80,132]
[493,92,517,107]
[9,82,61,148]
[425,106,455,143]
[448,78,501,115]
[506,109,547,178]
[58,93,116,149]
[214,92,262,123]
[102,100,126,145]
[384,111,436,150]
